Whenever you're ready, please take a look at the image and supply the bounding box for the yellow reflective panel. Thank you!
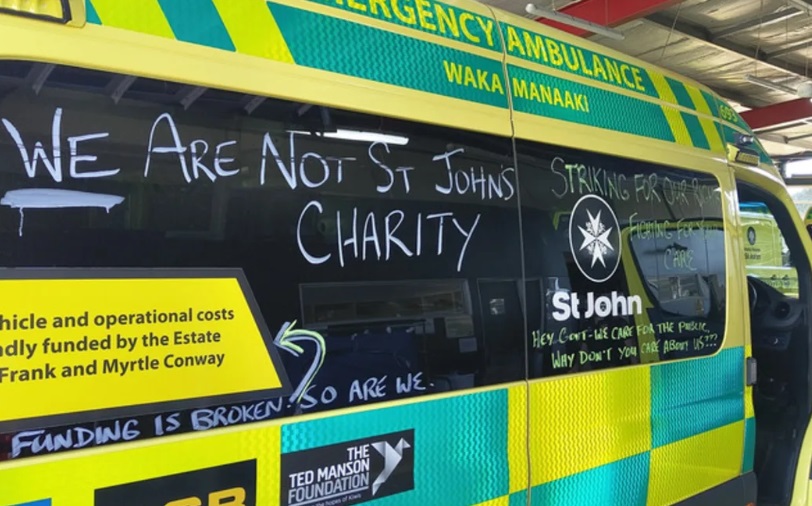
[649,421,743,505]
[528,367,651,485]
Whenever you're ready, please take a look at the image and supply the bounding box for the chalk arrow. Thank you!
[273,320,326,404]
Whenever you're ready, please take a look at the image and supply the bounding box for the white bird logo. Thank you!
[371,438,411,495]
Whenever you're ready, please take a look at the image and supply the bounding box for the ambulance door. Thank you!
[735,179,812,506]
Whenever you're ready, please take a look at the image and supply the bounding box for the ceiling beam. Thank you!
[648,13,812,82]
[536,0,682,37]
[768,38,812,59]
[739,98,812,131]
[712,8,804,41]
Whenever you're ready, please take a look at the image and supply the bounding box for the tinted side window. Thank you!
[0,62,525,458]
[517,140,726,378]
[741,203,798,297]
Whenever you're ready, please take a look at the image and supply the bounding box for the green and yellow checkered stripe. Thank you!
[0,346,751,505]
[83,0,767,161]
[281,346,750,505]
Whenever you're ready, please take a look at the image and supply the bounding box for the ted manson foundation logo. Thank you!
[281,430,414,506]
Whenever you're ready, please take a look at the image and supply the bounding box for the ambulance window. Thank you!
[741,201,800,301]
[516,139,726,378]
[0,61,526,459]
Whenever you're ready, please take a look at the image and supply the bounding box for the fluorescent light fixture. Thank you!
[746,75,798,95]
[785,158,812,177]
[289,129,409,146]
[526,3,626,40]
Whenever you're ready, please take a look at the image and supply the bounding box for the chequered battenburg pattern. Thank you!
[83,0,770,163]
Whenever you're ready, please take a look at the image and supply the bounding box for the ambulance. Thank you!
[1,1,811,505]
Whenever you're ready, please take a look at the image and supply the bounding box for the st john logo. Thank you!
[281,430,414,506]
[553,194,641,322]
[747,226,757,246]
[569,194,621,283]
[94,460,256,505]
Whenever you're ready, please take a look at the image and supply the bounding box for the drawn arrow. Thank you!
[273,320,326,405]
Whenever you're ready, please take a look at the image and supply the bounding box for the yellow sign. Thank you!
[0,269,289,431]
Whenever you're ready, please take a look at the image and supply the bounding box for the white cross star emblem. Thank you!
[578,209,614,268]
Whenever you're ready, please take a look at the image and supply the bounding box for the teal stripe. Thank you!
[703,93,728,149]
[710,92,754,133]
[270,2,508,109]
[726,105,752,132]
[85,0,101,24]
[282,390,511,505]
[503,24,659,100]
[667,77,695,110]
[529,453,649,506]
[509,490,528,506]
[508,65,674,143]
[681,111,710,150]
[650,347,745,448]
[303,0,501,53]
[743,417,756,473]
[156,0,235,51]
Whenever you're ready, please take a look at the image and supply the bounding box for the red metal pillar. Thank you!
[739,98,812,131]
[536,0,683,37]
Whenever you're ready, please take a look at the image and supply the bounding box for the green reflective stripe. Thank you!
[680,112,710,150]
[282,389,511,505]
[667,77,694,110]
[86,0,101,24]
[509,491,528,506]
[508,65,675,143]
[661,107,693,147]
[742,417,755,473]
[302,0,502,52]
[86,0,776,161]
[502,23,659,100]
[157,0,235,51]
[722,125,738,145]
[712,95,753,132]
[300,0,680,110]
[270,3,508,108]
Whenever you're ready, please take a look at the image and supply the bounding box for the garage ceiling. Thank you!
[486,0,812,159]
